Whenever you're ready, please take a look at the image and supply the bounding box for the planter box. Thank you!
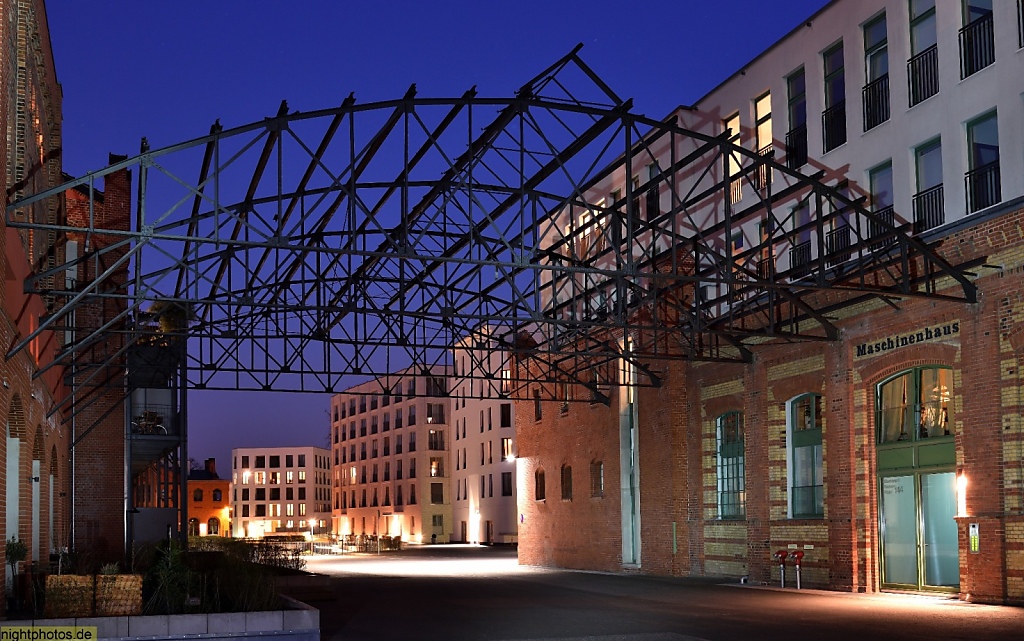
[44,575,94,618]
[95,575,143,616]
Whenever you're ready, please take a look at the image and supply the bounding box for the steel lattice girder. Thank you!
[6,47,979,411]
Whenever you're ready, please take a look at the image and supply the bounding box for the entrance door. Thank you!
[880,472,957,590]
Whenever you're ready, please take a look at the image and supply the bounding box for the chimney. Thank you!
[205,458,217,477]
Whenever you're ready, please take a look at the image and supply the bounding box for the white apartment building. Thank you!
[230,446,332,538]
[331,368,453,543]
[451,327,518,544]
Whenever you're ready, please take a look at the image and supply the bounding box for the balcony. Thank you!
[907,44,939,107]
[862,74,889,131]
[965,160,1001,213]
[790,240,812,278]
[821,101,846,153]
[751,144,773,191]
[785,125,807,169]
[825,225,851,266]
[868,205,895,251]
[960,12,995,79]
[912,184,944,233]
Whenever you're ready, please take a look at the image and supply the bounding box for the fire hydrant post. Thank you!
[773,550,789,588]
[789,550,804,589]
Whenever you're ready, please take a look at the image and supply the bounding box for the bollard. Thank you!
[790,550,804,589]
[773,550,789,588]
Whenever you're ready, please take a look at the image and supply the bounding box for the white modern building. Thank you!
[230,446,332,538]
[451,327,518,544]
[331,368,453,543]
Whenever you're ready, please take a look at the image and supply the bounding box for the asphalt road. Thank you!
[306,545,1023,641]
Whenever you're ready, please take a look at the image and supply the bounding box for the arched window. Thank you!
[535,468,546,501]
[187,518,199,536]
[560,465,573,500]
[212,489,222,502]
[789,394,823,518]
[877,367,953,443]
[193,488,203,502]
[716,411,745,519]
[207,518,220,536]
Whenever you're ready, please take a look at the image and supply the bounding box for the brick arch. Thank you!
[772,373,826,405]
[7,393,27,439]
[857,343,959,390]
[703,393,744,419]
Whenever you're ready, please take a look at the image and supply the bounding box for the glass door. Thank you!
[880,472,959,591]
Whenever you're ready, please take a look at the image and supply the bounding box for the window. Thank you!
[877,367,953,443]
[269,455,280,468]
[286,454,293,467]
[241,456,249,468]
[724,113,742,205]
[397,459,403,480]
[242,505,249,517]
[359,396,366,413]
[753,93,772,190]
[372,464,378,483]
[298,470,306,483]
[717,411,745,519]
[193,489,203,502]
[533,389,542,421]
[286,487,293,500]
[431,482,444,504]
[255,504,266,517]
[430,457,445,478]
[909,0,939,106]
[370,394,378,410]
[913,139,943,232]
[256,456,266,468]
[384,461,390,481]
[500,403,512,427]
[966,111,1000,212]
[371,416,378,434]
[868,162,895,246]
[535,468,546,501]
[360,443,367,460]
[487,440,493,464]
[786,68,808,168]
[432,514,443,529]
[270,488,280,501]
[428,429,445,450]
[863,13,889,131]
[590,460,604,498]
[371,440,378,458]
[960,0,994,78]
[286,503,294,517]
[501,438,514,461]
[410,457,416,478]
[560,465,573,501]
[383,413,390,431]
[409,431,417,452]
[395,409,403,430]
[501,472,513,497]
[254,471,266,484]
[360,419,367,436]
[789,394,824,518]
[409,405,417,426]
[407,378,416,396]
[396,485,404,506]
[383,436,390,456]
[822,43,846,152]
[242,488,249,501]
[396,434,403,454]
[409,484,417,505]
[299,487,306,500]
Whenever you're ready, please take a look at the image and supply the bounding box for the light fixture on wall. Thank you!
[2,378,8,388]
[28,476,39,483]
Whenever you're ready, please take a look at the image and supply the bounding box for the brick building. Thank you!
[331,369,452,543]
[517,0,1024,604]
[187,458,230,537]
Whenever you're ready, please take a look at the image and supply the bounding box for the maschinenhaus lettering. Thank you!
[855,321,959,359]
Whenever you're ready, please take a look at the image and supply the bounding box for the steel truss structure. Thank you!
[7,47,980,415]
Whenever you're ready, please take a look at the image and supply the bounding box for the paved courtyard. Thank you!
[304,545,1023,641]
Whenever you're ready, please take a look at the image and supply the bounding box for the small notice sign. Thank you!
[969,523,980,554]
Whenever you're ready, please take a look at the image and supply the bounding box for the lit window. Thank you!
[717,411,745,519]
[789,394,824,518]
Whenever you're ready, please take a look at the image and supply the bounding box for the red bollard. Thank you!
[773,550,789,588]
[789,550,805,589]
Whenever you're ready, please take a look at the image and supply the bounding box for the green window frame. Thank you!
[716,411,745,519]
[790,394,824,518]
[877,366,953,443]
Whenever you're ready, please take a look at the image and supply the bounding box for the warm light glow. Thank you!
[956,471,968,517]
[242,470,251,484]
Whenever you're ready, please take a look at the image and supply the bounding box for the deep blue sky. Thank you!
[46,0,829,472]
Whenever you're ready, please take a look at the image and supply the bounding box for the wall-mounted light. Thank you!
[28,476,40,483]
[956,467,968,517]
[2,378,9,389]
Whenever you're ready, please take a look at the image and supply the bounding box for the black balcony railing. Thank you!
[965,160,1001,213]
[752,144,773,191]
[786,125,808,169]
[908,44,939,106]
[822,101,846,152]
[862,74,890,131]
[825,225,851,266]
[960,12,995,79]
[755,256,773,281]
[790,240,812,278]
[912,184,944,233]
[868,205,896,251]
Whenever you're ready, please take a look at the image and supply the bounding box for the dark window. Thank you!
[298,454,306,467]
[790,394,824,518]
[590,460,604,498]
[269,455,280,468]
[908,0,939,106]
[533,389,542,421]
[960,0,995,78]
[913,139,944,232]
[717,411,745,519]
[501,472,513,497]
[431,482,444,505]
[255,456,265,468]
[535,469,546,501]
[500,403,512,428]
[298,487,306,500]
[560,465,573,501]
[863,13,889,131]
[786,68,807,168]
[193,489,203,502]
[966,111,1000,212]
[270,488,280,501]
[241,456,249,468]
[255,504,266,517]
[212,489,222,502]
[256,488,266,501]
[822,43,846,152]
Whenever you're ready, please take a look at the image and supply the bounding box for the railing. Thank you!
[792,484,824,519]
[755,256,773,281]
[825,225,851,266]
[786,125,807,169]
[868,205,896,251]
[907,44,939,106]
[960,12,995,78]
[822,100,846,152]
[752,144,773,191]
[862,74,890,131]
[912,184,944,233]
[965,160,1001,213]
[130,405,175,435]
[790,240,812,278]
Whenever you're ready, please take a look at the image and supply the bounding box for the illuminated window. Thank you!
[501,438,514,461]
[877,366,953,443]
[789,394,824,518]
